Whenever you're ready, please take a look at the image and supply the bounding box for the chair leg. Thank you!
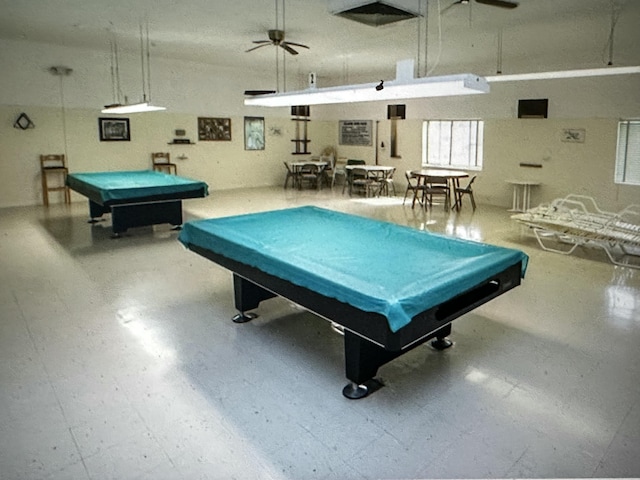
[470,192,477,211]
[41,172,49,206]
[403,187,410,205]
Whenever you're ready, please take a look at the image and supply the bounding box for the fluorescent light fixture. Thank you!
[486,65,640,82]
[101,102,166,114]
[245,59,489,107]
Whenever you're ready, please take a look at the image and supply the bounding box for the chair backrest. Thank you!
[426,175,448,188]
[385,167,396,180]
[351,167,368,181]
[320,155,335,169]
[347,159,366,166]
[283,161,293,174]
[40,154,66,169]
[466,175,477,190]
[151,152,171,165]
[405,170,418,185]
[300,163,319,175]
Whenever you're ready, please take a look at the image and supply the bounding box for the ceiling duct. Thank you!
[332,1,420,27]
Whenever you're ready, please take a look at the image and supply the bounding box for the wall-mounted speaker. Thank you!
[291,105,310,117]
[518,99,548,118]
[387,104,406,119]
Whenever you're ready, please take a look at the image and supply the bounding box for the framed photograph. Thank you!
[244,116,265,151]
[99,117,130,141]
[561,128,586,143]
[198,117,231,141]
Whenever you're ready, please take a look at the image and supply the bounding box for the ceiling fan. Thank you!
[442,0,519,14]
[246,29,309,56]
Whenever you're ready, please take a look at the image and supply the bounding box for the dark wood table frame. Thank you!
[186,243,523,399]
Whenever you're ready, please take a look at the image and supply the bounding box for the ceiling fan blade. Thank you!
[246,44,271,53]
[284,41,309,49]
[252,40,271,45]
[280,44,299,55]
[476,0,518,8]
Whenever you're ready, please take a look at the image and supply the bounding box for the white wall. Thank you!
[1,38,639,211]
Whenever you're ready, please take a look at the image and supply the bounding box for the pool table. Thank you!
[66,170,208,236]
[178,206,528,399]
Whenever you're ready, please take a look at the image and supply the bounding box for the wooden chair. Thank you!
[402,170,426,208]
[454,175,477,211]
[151,152,177,175]
[40,154,70,206]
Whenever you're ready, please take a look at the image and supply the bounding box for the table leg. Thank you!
[342,323,453,399]
[451,178,461,211]
[523,184,531,211]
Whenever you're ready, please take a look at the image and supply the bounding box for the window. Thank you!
[422,120,484,170]
[615,120,640,186]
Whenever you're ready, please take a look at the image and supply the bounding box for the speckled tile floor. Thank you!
[1,186,638,479]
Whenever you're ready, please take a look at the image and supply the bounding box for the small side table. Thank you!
[506,180,540,212]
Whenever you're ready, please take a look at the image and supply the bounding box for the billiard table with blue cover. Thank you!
[66,170,208,236]
[178,206,528,398]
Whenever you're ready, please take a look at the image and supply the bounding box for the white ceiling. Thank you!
[1,0,639,86]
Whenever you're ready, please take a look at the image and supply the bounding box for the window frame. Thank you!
[422,119,484,171]
[615,119,640,186]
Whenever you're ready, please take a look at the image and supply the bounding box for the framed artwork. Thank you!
[244,116,265,151]
[99,117,130,141]
[198,117,231,141]
[561,128,586,143]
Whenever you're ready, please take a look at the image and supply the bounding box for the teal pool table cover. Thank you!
[179,206,528,333]
[66,170,208,203]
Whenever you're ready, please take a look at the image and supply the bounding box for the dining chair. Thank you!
[344,159,367,194]
[454,175,477,211]
[151,152,177,175]
[298,163,321,190]
[349,167,379,196]
[402,170,426,208]
[320,155,334,188]
[424,176,450,210]
[332,157,348,188]
[379,167,396,197]
[283,161,297,189]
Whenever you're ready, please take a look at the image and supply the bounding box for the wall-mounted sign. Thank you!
[339,120,372,146]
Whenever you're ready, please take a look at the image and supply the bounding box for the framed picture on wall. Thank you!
[561,128,586,143]
[98,117,130,141]
[244,116,265,150]
[339,120,372,146]
[198,117,232,141]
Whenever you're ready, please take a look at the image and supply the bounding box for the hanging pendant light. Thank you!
[102,23,165,114]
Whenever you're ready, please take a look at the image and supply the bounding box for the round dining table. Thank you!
[410,169,469,211]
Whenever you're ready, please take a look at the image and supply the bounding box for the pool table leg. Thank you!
[88,200,109,223]
[342,323,453,399]
[232,274,276,323]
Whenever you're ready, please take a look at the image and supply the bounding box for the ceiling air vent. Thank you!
[333,1,420,27]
